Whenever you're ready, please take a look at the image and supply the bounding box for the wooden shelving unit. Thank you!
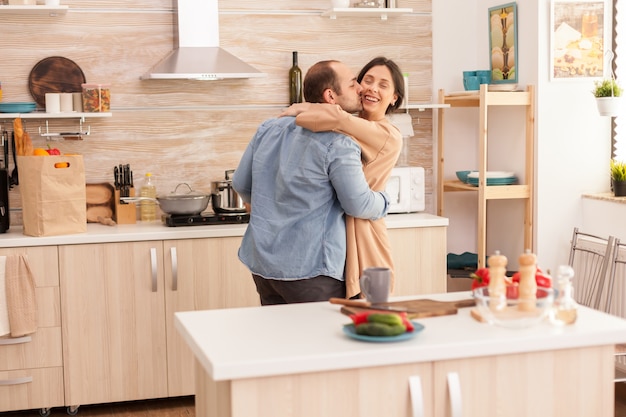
[321,7,412,20]
[437,84,535,269]
[0,5,68,16]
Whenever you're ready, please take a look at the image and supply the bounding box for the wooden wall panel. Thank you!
[0,0,434,224]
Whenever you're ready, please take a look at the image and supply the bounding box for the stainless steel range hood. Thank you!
[141,0,265,81]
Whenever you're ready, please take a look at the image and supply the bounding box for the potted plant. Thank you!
[593,79,623,117]
[610,159,626,196]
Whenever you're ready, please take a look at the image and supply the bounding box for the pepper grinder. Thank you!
[518,250,538,312]
[488,251,507,311]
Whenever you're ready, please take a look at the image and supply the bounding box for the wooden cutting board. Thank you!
[339,298,475,319]
[28,56,86,107]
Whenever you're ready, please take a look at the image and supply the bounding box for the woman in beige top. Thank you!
[281,57,404,299]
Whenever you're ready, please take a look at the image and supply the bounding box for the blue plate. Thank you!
[0,102,37,113]
[342,321,425,343]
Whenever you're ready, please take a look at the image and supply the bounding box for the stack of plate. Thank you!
[0,102,37,113]
[467,171,517,186]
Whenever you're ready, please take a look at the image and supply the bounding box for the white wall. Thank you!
[433,0,612,272]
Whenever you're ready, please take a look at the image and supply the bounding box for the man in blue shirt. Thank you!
[232,60,389,305]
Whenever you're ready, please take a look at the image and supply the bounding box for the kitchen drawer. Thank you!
[0,366,64,412]
[0,327,62,371]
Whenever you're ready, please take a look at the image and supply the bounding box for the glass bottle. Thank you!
[550,265,578,325]
[140,173,157,222]
[289,51,303,105]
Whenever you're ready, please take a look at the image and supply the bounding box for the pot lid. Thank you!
[158,183,210,200]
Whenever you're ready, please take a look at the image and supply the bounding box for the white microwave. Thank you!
[385,166,425,213]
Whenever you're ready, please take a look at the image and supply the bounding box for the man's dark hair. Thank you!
[303,60,342,103]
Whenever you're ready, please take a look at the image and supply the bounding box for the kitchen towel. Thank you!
[5,254,37,337]
[0,256,9,337]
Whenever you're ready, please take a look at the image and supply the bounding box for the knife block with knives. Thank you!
[329,297,475,319]
[114,188,136,224]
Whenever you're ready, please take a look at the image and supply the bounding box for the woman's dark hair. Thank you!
[303,60,342,104]
[357,57,404,114]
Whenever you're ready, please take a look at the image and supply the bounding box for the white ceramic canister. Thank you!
[60,93,73,112]
[45,93,61,113]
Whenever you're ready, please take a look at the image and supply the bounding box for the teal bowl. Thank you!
[455,171,473,183]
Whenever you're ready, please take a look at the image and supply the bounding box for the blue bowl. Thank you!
[455,170,473,183]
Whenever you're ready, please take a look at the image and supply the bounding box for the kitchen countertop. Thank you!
[0,212,447,248]
[174,291,626,381]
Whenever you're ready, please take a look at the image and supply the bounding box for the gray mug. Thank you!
[360,267,391,304]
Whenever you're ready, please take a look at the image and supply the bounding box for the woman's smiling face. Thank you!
[359,65,398,120]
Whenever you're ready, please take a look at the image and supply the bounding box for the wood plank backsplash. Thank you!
[0,0,433,225]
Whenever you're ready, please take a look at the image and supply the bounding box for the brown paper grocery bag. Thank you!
[18,155,87,237]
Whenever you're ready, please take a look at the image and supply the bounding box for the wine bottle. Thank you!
[289,51,303,104]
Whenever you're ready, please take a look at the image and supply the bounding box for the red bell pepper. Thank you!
[511,267,552,288]
[46,144,61,156]
[470,268,490,290]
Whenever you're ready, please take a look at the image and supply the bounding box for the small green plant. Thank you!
[593,79,622,98]
[610,159,626,182]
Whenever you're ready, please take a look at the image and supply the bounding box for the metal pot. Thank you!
[211,170,246,214]
[122,183,211,215]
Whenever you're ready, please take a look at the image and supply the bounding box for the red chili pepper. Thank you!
[470,267,490,290]
[401,316,414,332]
[349,312,372,325]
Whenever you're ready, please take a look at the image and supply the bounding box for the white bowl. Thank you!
[473,285,554,329]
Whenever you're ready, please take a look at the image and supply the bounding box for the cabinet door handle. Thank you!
[447,372,463,417]
[0,376,33,386]
[408,375,424,417]
[150,247,158,292]
[171,247,178,291]
[0,335,31,345]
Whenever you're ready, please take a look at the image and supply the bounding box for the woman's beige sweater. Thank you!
[296,104,402,298]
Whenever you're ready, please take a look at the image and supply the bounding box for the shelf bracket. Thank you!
[38,118,90,140]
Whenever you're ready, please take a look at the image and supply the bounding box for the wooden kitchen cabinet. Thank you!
[437,84,535,269]
[432,345,613,417]
[195,345,612,417]
[59,241,169,407]
[164,237,259,396]
[0,246,63,414]
[388,226,447,296]
[59,236,259,406]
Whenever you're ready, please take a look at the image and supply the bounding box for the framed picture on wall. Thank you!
[550,0,610,81]
[488,3,518,87]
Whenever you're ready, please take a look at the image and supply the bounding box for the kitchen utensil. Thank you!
[0,168,9,233]
[336,298,475,319]
[342,321,424,343]
[2,130,8,170]
[9,132,17,187]
[122,183,211,215]
[329,297,408,312]
[28,56,86,108]
[211,170,246,214]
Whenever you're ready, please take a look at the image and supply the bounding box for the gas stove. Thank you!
[163,212,249,227]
